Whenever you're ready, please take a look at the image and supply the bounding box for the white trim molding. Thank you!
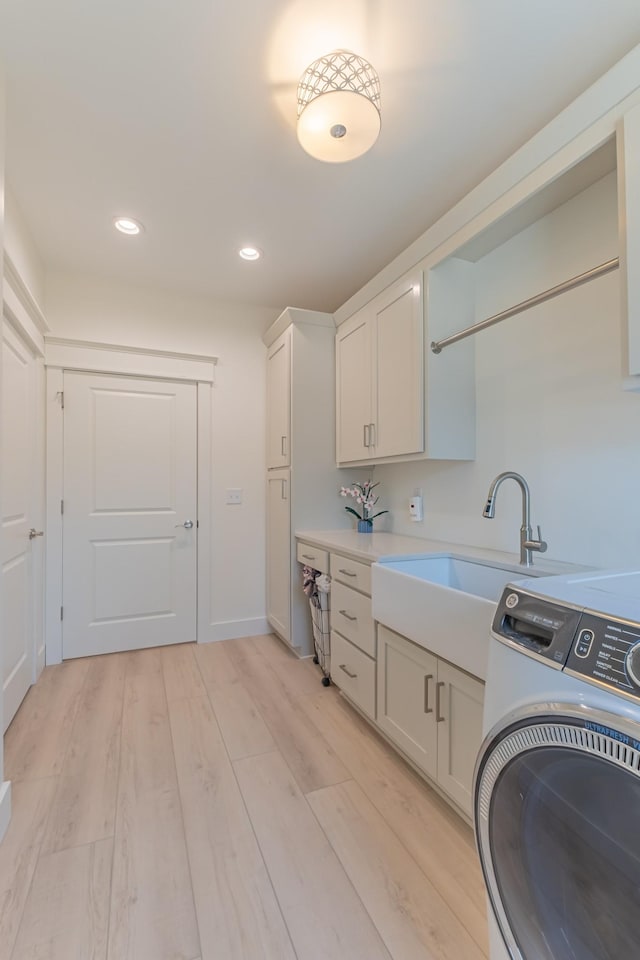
[0,781,11,844]
[44,340,215,664]
[45,337,217,382]
[202,617,271,643]
[262,306,334,348]
[3,253,49,356]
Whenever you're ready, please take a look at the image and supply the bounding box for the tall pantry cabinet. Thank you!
[264,308,355,657]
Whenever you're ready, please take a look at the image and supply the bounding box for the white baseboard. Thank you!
[36,644,46,678]
[0,781,12,843]
[199,617,271,643]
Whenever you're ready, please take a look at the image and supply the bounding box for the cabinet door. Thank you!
[336,307,373,463]
[435,660,485,817]
[373,272,424,458]
[377,625,437,778]
[266,329,291,468]
[266,471,291,644]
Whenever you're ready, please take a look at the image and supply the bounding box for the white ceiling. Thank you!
[2,0,640,313]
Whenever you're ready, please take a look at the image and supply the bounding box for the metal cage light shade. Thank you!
[296,50,381,162]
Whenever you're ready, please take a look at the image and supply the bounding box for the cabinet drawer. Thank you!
[296,542,329,574]
[332,581,375,657]
[330,553,371,595]
[331,631,376,720]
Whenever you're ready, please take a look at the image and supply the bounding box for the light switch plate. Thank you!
[226,488,243,504]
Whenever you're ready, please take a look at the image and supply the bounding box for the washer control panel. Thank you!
[493,589,582,667]
[565,612,640,697]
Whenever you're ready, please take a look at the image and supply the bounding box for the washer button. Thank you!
[575,629,594,659]
[505,593,519,609]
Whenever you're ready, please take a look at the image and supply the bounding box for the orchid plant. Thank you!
[340,480,388,526]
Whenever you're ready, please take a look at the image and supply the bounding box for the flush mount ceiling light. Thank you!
[114,216,144,235]
[297,49,381,163]
[239,246,262,261]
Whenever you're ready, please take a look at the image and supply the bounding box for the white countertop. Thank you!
[295,529,588,576]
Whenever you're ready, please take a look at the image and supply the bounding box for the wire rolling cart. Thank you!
[302,566,331,686]
[310,588,331,685]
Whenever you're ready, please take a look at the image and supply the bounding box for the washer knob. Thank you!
[625,642,640,688]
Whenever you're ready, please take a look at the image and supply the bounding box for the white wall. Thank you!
[376,172,640,570]
[45,269,279,639]
[5,186,45,309]
[0,63,10,842]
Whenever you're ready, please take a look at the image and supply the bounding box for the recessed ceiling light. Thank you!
[114,217,144,235]
[239,246,261,261]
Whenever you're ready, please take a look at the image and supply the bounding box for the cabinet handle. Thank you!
[338,610,357,621]
[338,569,357,577]
[302,554,316,561]
[363,424,370,448]
[369,422,376,447]
[435,681,445,723]
[339,664,357,679]
[281,479,288,500]
[424,674,434,714]
[281,436,287,457]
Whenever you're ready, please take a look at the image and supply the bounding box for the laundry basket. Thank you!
[302,566,331,686]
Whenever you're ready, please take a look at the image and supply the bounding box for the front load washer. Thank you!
[474,569,640,960]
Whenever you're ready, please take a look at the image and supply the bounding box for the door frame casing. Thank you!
[44,338,217,665]
[3,254,48,681]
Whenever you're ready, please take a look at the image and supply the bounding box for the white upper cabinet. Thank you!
[375,276,424,458]
[336,270,424,464]
[335,305,373,462]
[266,328,291,469]
[336,265,476,465]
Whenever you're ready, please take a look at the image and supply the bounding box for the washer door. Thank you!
[475,709,640,960]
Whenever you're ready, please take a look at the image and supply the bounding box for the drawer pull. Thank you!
[339,664,358,679]
[338,568,357,577]
[281,435,287,457]
[338,610,357,621]
[302,554,316,561]
[436,681,445,723]
[424,674,433,714]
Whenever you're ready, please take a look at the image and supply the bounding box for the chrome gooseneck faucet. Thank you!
[482,471,547,567]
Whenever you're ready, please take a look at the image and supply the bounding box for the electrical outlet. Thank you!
[226,488,243,505]
[409,495,423,522]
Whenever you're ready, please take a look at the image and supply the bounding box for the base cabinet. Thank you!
[327,549,377,720]
[377,624,484,818]
[266,470,291,644]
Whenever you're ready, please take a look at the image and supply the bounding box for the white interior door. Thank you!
[2,320,42,731]
[62,372,197,659]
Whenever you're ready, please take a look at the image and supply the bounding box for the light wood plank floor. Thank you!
[1,635,488,960]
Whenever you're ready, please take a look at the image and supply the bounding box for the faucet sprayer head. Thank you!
[483,497,495,519]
